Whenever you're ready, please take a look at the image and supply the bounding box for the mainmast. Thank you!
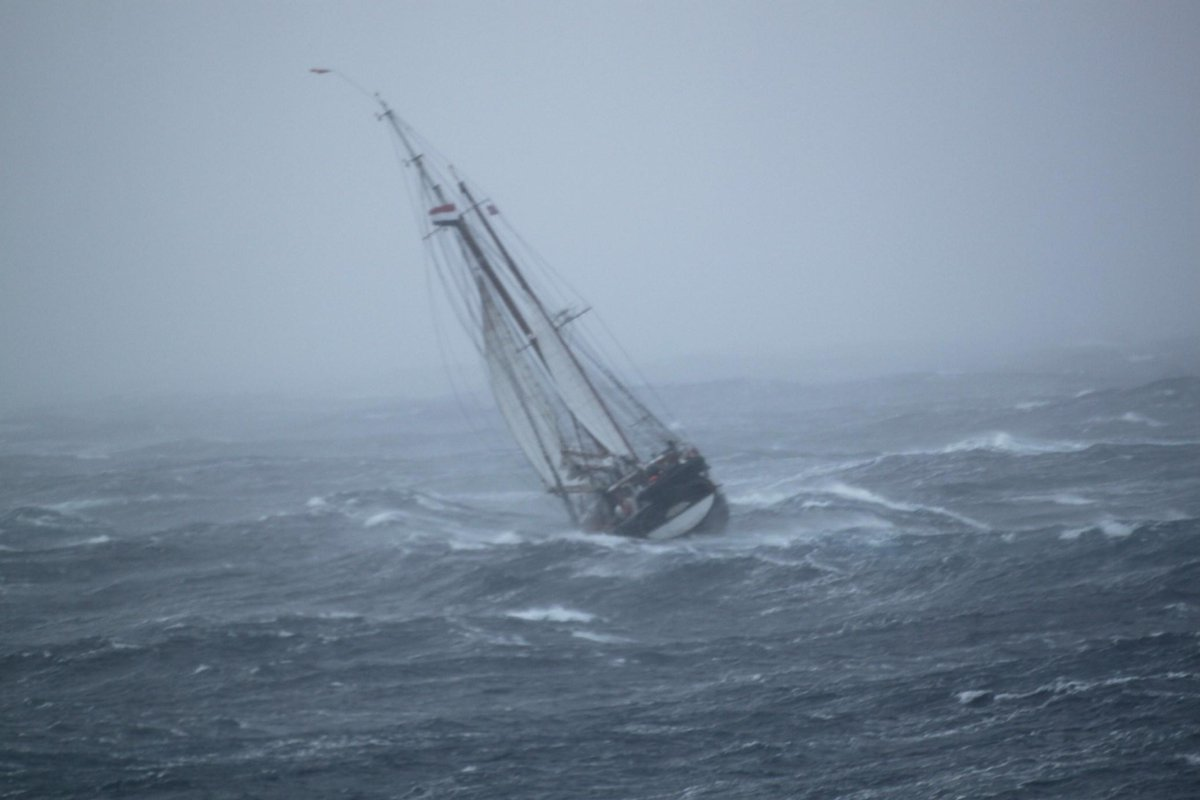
[458,181,640,462]
[378,101,539,354]
[378,100,580,519]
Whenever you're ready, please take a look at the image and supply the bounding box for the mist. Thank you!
[2,1,1198,411]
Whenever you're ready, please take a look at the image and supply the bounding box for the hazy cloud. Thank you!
[2,1,1197,409]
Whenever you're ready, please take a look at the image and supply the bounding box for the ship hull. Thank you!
[609,456,729,539]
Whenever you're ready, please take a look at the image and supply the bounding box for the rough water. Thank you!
[3,367,1199,798]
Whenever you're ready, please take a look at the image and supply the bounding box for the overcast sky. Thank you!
[2,1,1197,409]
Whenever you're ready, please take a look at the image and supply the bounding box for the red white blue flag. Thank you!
[429,203,458,225]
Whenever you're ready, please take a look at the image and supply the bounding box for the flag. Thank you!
[429,203,458,225]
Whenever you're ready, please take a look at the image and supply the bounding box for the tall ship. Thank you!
[329,77,727,539]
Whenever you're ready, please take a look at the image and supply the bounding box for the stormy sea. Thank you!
[3,356,1199,798]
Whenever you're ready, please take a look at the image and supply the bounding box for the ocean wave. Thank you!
[937,432,1088,455]
[724,457,886,508]
[1059,518,1138,540]
[46,494,189,513]
[1015,492,1095,506]
[1087,412,1167,428]
[819,482,989,530]
[956,689,994,706]
[571,630,631,644]
[983,670,1198,705]
[0,507,115,551]
[364,511,406,528]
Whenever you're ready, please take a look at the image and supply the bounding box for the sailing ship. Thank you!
[354,89,727,539]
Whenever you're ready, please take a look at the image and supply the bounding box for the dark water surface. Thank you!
[3,372,1199,798]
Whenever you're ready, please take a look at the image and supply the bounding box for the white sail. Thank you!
[512,285,638,461]
[481,286,566,489]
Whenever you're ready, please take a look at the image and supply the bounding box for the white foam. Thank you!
[1060,518,1135,540]
[48,494,184,513]
[1098,518,1135,538]
[727,488,798,507]
[414,493,456,512]
[1015,401,1050,411]
[364,511,404,528]
[571,630,630,643]
[822,482,988,530]
[446,539,491,551]
[506,606,596,623]
[1119,412,1165,427]
[1013,492,1093,505]
[956,689,991,705]
[726,457,884,508]
[49,498,123,512]
[939,432,1086,455]
[1050,493,1094,506]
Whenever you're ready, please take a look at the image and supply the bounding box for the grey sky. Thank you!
[2,1,1197,409]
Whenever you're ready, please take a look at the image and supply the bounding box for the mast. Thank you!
[377,98,642,490]
[377,100,445,204]
[378,100,541,358]
[459,181,641,462]
[378,99,582,517]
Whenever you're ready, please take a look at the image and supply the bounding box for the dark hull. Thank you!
[610,458,729,539]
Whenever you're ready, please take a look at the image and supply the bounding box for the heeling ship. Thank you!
[347,87,728,539]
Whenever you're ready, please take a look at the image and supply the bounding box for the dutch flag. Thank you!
[429,203,458,226]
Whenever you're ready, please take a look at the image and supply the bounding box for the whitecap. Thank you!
[1119,412,1165,427]
[822,482,988,530]
[446,539,490,551]
[571,630,630,643]
[1020,492,1094,506]
[938,432,1086,456]
[1059,518,1136,539]
[506,605,596,623]
[364,511,404,528]
[956,689,992,705]
[1098,518,1135,538]
[48,498,124,513]
[1050,494,1094,506]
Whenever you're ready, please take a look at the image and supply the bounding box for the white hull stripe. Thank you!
[646,493,716,540]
